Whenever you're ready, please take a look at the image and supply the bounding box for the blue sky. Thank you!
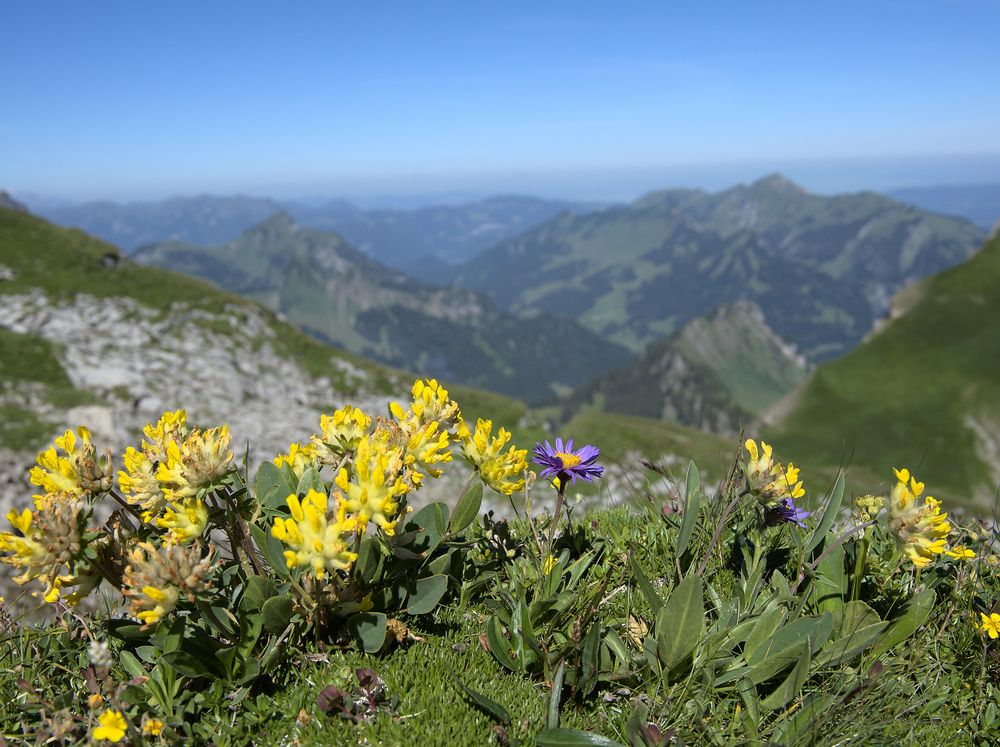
[3,1,999,201]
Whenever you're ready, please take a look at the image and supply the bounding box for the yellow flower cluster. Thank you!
[335,435,410,535]
[457,418,529,496]
[119,410,231,544]
[887,467,951,568]
[122,541,215,626]
[30,426,112,505]
[743,439,805,507]
[0,499,94,603]
[272,489,358,578]
[314,405,371,461]
[274,441,320,480]
[269,379,529,580]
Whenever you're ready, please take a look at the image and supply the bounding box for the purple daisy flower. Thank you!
[767,497,811,529]
[532,438,604,487]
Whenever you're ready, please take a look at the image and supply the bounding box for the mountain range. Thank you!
[27,193,592,279]
[888,184,1000,231]
[134,213,630,403]
[451,174,985,361]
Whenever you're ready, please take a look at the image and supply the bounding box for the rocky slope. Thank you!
[0,206,403,513]
[452,174,985,360]
[135,214,630,403]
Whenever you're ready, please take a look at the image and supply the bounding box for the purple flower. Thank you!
[767,497,811,528]
[532,438,604,488]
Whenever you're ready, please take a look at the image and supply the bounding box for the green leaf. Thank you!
[760,643,811,711]
[813,622,888,668]
[748,613,833,666]
[161,650,226,680]
[486,615,519,671]
[742,606,786,661]
[628,553,663,614]
[535,728,626,747]
[675,460,701,560]
[450,480,483,534]
[452,672,511,725]
[406,574,449,615]
[405,502,449,556]
[346,612,387,653]
[253,461,294,509]
[249,522,289,577]
[118,650,147,679]
[547,660,566,730]
[261,594,294,634]
[295,466,326,496]
[241,575,277,612]
[809,541,846,613]
[771,693,836,742]
[579,623,602,698]
[833,600,881,637]
[655,574,704,671]
[871,588,935,657]
[355,535,384,586]
[805,470,845,553]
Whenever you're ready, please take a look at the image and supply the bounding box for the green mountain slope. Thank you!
[568,301,808,432]
[453,175,985,360]
[767,230,1000,511]
[135,214,630,403]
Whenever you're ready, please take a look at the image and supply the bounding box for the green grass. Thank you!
[769,231,1000,512]
[2,499,997,746]
[0,328,96,449]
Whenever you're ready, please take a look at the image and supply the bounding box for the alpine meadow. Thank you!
[3,3,1000,746]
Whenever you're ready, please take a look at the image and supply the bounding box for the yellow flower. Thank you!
[273,442,319,480]
[271,489,358,578]
[122,542,215,627]
[945,546,975,560]
[390,378,461,431]
[156,425,234,500]
[92,709,127,742]
[88,693,104,709]
[315,405,372,459]
[542,554,557,576]
[887,467,950,568]
[29,426,111,501]
[119,446,168,518]
[335,436,409,535]
[142,717,165,736]
[0,503,88,602]
[458,418,528,496]
[743,439,805,506]
[979,612,1000,639]
[395,417,452,483]
[154,497,208,544]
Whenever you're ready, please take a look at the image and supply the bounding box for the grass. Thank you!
[769,231,1000,512]
[2,495,997,746]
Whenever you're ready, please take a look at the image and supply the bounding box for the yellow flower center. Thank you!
[555,452,581,469]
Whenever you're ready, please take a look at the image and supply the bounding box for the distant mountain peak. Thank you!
[0,190,29,214]
[750,173,808,194]
[256,211,297,230]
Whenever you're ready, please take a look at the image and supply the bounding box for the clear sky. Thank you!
[3,0,999,201]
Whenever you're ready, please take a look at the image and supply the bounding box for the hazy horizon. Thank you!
[4,2,999,203]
